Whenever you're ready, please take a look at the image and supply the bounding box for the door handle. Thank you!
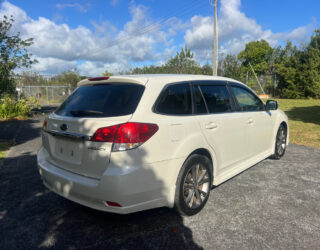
[247,118,254,124]
[205,123,218,129]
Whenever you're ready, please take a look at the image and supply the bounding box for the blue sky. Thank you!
[1,0,319,76]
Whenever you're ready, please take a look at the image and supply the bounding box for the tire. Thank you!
[174,154,213,216]
[270,124,287,160]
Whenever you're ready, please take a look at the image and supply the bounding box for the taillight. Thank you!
[42,119,47,131]
[91,122,158,152]
[91,125,117,142]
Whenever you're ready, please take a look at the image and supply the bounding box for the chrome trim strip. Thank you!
[46,129,91,141]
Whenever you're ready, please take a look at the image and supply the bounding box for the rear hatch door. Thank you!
[42,82,145,179]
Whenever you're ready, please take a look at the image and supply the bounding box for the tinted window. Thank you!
[156,83,192,115]
[193,85,208,114]
[55,83,144,117]
[230,86,264,111]
[199,85,232,113]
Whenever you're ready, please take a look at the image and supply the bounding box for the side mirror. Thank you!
[266,100,278,110]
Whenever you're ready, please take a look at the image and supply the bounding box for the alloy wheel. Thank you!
[276,126,287,156]
[183,163,210,209]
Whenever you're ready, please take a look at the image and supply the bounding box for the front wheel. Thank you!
[174,154,212,216]
[271,124,287,160]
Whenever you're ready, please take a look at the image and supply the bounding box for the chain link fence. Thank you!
[19,85,71,105]
[244,73,278,97]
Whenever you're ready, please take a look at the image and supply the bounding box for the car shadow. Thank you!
[0,122,203,249]
[285,105,320,125]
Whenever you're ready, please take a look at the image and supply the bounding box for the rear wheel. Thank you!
[174,154,212,216]
[271,124,287,160]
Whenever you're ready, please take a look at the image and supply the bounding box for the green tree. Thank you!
[201,63,213,75]
[275,31,320,99]
[0,16,37,95]
[55,70,82,89]
[302,29,320,98]
[20,71,47,86]
[220,54,242,80]
[275,41,303,98]
[128,47,204,75]
[238,40,273,75]
[164,47,201,74]
[103,70,113,76]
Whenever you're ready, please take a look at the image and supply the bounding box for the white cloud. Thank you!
[0,1,175,75]
[110,0,120,7]
[56,3,90,13]
[77,61,129,76]
[0,1,29,31]
[31,57,77,75]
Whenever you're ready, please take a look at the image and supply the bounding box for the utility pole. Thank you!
[210,0,218,76]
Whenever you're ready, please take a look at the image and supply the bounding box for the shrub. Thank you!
[0,95,40,119]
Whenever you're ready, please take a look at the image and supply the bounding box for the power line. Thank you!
[87,0,208,57]
[17,0,207,60]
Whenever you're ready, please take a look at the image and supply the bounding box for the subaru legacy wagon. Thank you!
[37,74,289,215]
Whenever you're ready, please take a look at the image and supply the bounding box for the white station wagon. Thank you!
[37,74,289,215]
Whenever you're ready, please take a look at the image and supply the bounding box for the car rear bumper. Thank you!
[37,146,179,214]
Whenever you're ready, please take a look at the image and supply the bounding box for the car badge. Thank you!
[60,123,68,131]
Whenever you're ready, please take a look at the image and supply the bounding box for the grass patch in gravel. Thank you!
[0,142,10,164]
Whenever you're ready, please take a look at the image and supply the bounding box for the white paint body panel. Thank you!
[37,74,289,214]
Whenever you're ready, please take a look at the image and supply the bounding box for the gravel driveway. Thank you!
[0,116,319,249]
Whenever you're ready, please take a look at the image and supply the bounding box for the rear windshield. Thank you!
[55,83,145,117]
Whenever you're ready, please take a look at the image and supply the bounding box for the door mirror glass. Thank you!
[266,100,278,110]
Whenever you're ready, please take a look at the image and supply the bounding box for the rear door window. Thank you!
[55,83,145,117]
[155,83,192,115]
[193,85,208,114]
[199,85,232,113]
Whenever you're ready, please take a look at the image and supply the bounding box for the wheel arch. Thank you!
[185,148,216,180]
[280,121,289,145]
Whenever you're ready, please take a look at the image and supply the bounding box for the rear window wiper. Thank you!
[70,110,104,117]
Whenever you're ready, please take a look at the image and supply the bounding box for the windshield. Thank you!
[55,83,145,117]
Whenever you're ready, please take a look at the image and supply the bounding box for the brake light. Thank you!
[91,122,159,151]
[91,125,117,142]
[88,77,110,81]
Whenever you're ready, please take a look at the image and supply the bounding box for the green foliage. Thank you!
[220,54,242,81]
[103,70,113,76]
[128,47,209,75]
[0,15,37,95]
[164,47,201,74]
[0,141,10,163]
[19,72,47,86]
[238,40,273,75]
[55,70,82,89]
[0,95,40,119]
[275,30,320,99]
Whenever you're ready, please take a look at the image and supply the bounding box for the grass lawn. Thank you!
[0,142,10,164]
[274,99,320,148]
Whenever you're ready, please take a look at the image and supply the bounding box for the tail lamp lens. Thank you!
[91,125,117,142]
[91,122,158,152]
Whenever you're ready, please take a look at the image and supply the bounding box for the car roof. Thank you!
[77,74,245,88]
